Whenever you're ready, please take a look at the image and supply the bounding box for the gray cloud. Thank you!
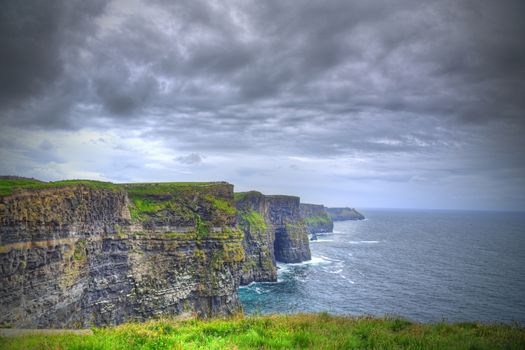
[0,0,108,116]
[0,0,524,209]
[175,153,203,165]
[2,1,523,129]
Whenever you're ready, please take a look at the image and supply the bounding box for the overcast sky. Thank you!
[1,0,524,210]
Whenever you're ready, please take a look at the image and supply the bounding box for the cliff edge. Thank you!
[299,203,334,235]
[235,192,311,285]
[0,179,244,328]
[326,207,365,221]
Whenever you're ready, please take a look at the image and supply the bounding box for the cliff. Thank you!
[299,203,333,235]
[235,192,276,285]
[326,207,365,221]
[267,195,311,263]
[0,179,244,328]
[235,192,311,285]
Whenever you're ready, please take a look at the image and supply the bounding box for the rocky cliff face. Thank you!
[235,192,276,285]
[267,196,311,263]
[326,207,365,221]
[0,181,244,328]
[235,192,311,285]
[299,204,334,235]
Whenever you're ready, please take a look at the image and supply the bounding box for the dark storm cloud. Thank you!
[0,0,108,116]
[1,0,524,161]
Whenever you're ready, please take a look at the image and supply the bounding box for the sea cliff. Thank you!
[0,178,314,328]
[299,203,334,235]
[326,207,365,221]
[235,192,311,285]
[0,180,244,328]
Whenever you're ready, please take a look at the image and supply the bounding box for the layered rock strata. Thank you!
[0,181,244,328]
[267,195,311,263]
[299,203,334,235]
[235,192,311,285]
[235,192,276,285]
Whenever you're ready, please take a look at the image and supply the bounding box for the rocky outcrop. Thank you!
[267,195,311,263]
[235,192,311,285]
[0,181,244,328]
[235,192,276,285]
[299,204,333,236]
[326,207,365,221]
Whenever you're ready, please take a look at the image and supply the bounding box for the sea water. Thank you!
[238,209,525,323]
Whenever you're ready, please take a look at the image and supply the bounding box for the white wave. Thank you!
[282,256,333,267]
[258,279,285,285]
[310,239,334,243]
[329,269,343,274]
[333,230,343,234]
[320,255,342,262]
[277,263,292,274]
[348,240,380,244]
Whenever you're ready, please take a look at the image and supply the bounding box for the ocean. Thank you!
[238,209,525,323]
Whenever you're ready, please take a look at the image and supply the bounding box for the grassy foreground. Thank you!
[1,314,524,350]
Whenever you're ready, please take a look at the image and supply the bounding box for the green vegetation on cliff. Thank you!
[303,215,331,225]
[0,178,119,197]
[1,314,524,350]
[238,209,267,233]
[124,182,237,237]
[0,178,224,198]
[124,182,219,196]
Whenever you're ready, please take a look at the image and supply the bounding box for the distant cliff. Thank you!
[235,192,311,285]
[267,195,311,263]
[326,207,365,221]
[299,203,333,235]
[0,180,244,328]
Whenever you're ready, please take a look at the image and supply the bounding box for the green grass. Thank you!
[234,191,263,202]
[125,183,235,231]
[207,196,236,216]
[239,210,268,232]
[1,314,523,350]
[0,179,223,197]
[0,178,119,197]
[124,182,221,197]
[303,215,332,225]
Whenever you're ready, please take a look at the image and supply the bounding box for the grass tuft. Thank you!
[1,314,524,350]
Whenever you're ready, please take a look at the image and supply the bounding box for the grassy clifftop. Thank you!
[1,314,524,350]
[0,178,120,197]
[0,178,226,197]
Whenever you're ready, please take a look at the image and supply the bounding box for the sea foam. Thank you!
[348,240,380,244]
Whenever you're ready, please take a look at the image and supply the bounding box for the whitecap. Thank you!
[320,255,342,262]
[276,263,292,274]
[284,256,332,266]
[348,240,380,244]
[310,239,334,243]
